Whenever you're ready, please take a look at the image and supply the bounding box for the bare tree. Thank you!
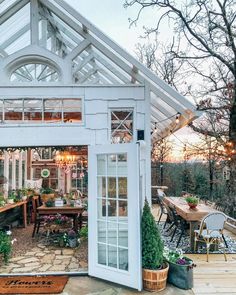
[124,0,236,193]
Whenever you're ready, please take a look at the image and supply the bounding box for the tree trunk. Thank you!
[229,85,236,194]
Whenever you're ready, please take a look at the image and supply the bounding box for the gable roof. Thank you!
[0,0,199,139]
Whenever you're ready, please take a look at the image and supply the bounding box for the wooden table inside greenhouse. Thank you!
[0,201,27,228]
[37,205,84,231]
[163,196,218,251]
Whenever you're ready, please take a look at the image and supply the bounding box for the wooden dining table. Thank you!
[163,196,218,251]
[37,205,84,231]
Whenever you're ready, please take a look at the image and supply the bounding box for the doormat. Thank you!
[0,275,68,294]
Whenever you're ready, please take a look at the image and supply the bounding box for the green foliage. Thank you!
[41,187,54,194]
[79,226,88,239]
[185,195,199,205]
[142,199,164,269]
[0,231,12,264]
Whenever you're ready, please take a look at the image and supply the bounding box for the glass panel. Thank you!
[0,100,3,122]
[107,155,116,176]
[98,243,107,266]
[119,248,128,271]
[97,198,106,219]
[111,110,133,144]
[24,99,42,123]
[118,223,128,247]
[108,177,116,198]
[118,201,128,217]
[108,222,117,246]
[118,177,127,199]
[97,221,106,243]
[108,200,117,217]
[97,155,106,175]
[63,99,82,123]
[97,177,106,198]
[44,99,62,122]
[4,100,23,122]
[117,153,127,176]
[108,245,117,268]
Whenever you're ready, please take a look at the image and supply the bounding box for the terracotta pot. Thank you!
[188,203,197,209]
[143,262,169,292]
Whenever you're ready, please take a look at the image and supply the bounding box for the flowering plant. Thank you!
[67,229,77,239]
[163,247,196,268]
[43,214,70,225]
[0,230,17,264]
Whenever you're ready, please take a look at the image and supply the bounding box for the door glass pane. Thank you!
[119,248,128,271]
[97,177,106,198]
[44,99,62,122]
[118,223,128,247]
[97,155,106,175]
[118,201,128,217]
[97,198,106,218]
[24,99,42,123]
[108,222,117,245]
[107,155,116,176]
[117,154,127,175]
[98,221,106,243]
[118,177,127,199]
[108,245,117,268]
[98,243,107,266]
[108,200,117,217]
[108,177,116,198]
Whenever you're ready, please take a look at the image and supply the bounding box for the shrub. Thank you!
[142,199,164,269]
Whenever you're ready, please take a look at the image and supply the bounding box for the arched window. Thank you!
[10,63,59,82]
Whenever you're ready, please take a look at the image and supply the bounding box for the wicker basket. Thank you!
[143,262,169,292]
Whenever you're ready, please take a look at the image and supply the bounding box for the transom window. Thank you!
[111,110,133,144]
[0,98,82,124]
[10,63,59,82]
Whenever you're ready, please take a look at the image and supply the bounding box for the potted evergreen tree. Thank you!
[142,199,169,292]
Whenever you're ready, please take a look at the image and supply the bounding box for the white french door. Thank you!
[88,144,141,290]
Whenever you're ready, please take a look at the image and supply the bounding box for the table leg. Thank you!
[22,203,27,228]
[190,221,199,252]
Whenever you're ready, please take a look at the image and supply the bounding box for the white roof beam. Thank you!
[65,39,90,61]
[93,53,130,84]
[54,0,195,109]
[150,84,187,114]
[30,0,39,45]
[0,0,29,25]
[73,52,94,73]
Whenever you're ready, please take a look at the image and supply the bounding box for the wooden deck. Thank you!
[152,204,236,295]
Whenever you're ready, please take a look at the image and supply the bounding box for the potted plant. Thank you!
[0,193,6,207]
[40,187,55,204]
[142,199,169,292]
[185,195,199,209]
[67,229,78,248]
[7,192,15,204]
[20,188,28,201]
[164,248,196,289]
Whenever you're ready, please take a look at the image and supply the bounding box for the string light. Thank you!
[151,112,181,136]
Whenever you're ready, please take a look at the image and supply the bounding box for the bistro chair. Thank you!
[194,212,227,262]
[32,196,45,237]
[166,205,189,247]
[156,196,168,224]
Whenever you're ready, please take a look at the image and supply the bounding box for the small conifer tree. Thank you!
[142,199,164,269]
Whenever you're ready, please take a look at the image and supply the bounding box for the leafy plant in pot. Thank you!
[164,248,196,290]
[185,195,199,209]
[142,199,169,292]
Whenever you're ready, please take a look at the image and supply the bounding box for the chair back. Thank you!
[200,212,226,232]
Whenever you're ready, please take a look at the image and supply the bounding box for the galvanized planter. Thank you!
[167,258,194,290]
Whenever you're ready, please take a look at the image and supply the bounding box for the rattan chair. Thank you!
[194,212,227,262]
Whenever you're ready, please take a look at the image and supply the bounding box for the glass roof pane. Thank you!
[0,3,30,53]
[0,0,18,12]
